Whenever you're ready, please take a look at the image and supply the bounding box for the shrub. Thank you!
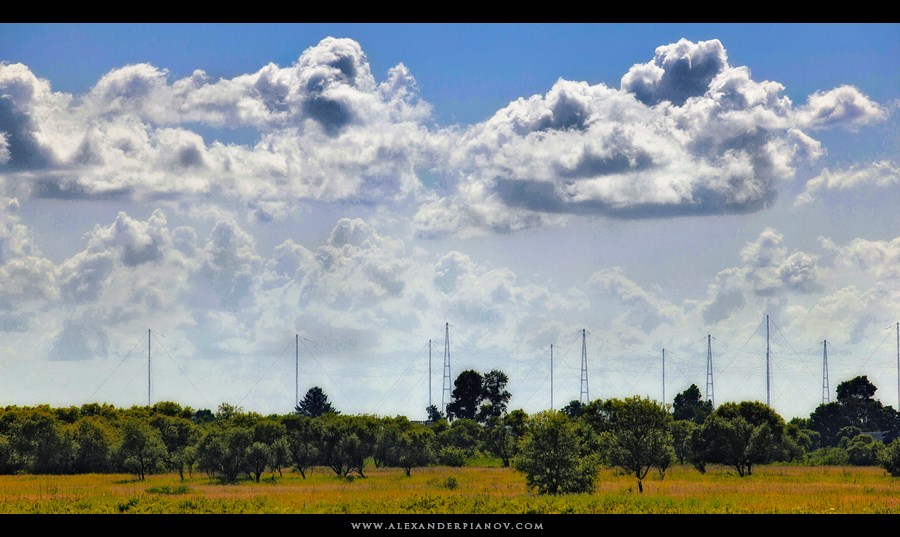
[437,446,467,467]
[878,438,900,476]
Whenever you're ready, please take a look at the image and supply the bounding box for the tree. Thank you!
[196,425,253,482]
[268,437,290,478]
[425,404,444,423]
[561,400,585,419]
[696,401,786,477]
[69,416,116,473]
[671,419,698,465]
[837,376,878,402]
[482,416,516,467]
[119,419,166,480]
[7,409,74,474]
[477,370,511,423]
[295,387,338,418]
[283,415,320,479]
[809,376,899,447]
[672,384,713,424]
[396,426,435,477]
[150,414,199,480]
[483,410,528,467]
[436,418,481,458]
[879,437,900,476]
[846,434,883,466]
[244,442,271,482]
[513,411,600,495]
[446,370,484,421]
[597,396,674,493]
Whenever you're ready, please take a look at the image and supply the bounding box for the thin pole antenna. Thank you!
[295,334,299,407]
[896,322,899,411]
[428,339,432,409]
[148,328,152,407]
[550,344,554,410]
[766,314,771,407]
[822,339,830,405]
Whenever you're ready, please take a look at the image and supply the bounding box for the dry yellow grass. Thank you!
[0,465,896,514]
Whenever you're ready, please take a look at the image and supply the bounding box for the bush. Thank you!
[807,447,849,466]
[513,411,599,495]
[879,438,900,476]
[846,434,883,466]
[437,446,467,467]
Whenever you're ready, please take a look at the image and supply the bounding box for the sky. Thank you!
[0,23,897,421]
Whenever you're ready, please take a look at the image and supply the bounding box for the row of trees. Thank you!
[1,372,899,493]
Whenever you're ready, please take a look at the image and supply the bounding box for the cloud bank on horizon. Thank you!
[0,35,896,418]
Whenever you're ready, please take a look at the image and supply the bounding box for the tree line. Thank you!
[0,370,898,494]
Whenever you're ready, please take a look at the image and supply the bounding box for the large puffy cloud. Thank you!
[415,38,885,237]
[795,160,898,206]
[0,37,434,211]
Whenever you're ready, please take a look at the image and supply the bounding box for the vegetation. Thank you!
[0,465,896,514]
[513,411,599,494]
[0,374,897,512]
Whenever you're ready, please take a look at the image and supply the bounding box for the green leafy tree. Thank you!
[283,415,320,479]
[696,401,787,477]
[446,370,484,421]
[483,410,529,467]
[597,396,674,493]
[8,409,74,474]
[150,414,199,480]
[846,434,883,466]
[513,411,600,495]
[477,370,511,423]
[119,419,166,480]
[672,384,713,424]
[436,418,481,458]
[425,404,444,423]
[397,426,435,477]
[809,376,899,447]
[0,434,13,474]
[69,416,117,473]
[878,437,900,476]
[268,437,290,478]
[196,425,253,482]
[671,419,698,465]
[244,442,271,482]
[561,400,585,419]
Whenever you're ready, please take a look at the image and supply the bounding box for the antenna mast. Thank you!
[766,314,771,407]
[442,323,451,415]
[295,334,299,407]
[822,339,830,405]
[706,335,714,406]
[428,339,432,409]
[148,329,152,407]
[580,329,589,404]
[550,344,554,410]
[662,348,666,404]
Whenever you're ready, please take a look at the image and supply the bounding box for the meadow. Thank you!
[0,464,897,514]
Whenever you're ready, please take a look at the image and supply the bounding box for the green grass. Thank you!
[0,465,896,514]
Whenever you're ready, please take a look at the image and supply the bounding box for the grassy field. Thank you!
[0,465,897,514]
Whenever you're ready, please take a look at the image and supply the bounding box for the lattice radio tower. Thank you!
[580,329,590,404]
[441,323,452,414]
[821,339,830,405]
[705,334,714,406]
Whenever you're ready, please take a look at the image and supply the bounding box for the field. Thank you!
[0,464,897,514]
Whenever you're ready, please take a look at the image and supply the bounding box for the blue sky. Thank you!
[0,23,897,420]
